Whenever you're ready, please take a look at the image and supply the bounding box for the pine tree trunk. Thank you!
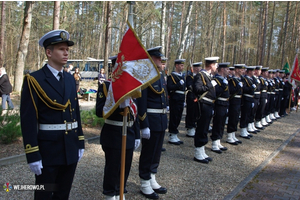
[0,1,6,68]
[160,1,166,55]
[53,1,60,30]
[281,1,290,67]
[97,3,105,59]
[222,2,226,62]
[14,1,33,93]
[267,2,276,67]
[166,1,174,74]
[260,1,268,65]
[103,1,111,79]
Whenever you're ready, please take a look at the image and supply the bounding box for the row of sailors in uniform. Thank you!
[165,57,292,164]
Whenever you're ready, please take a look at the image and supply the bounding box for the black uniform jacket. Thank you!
[20,65,84,166]
[193,70,216,105]
[138,74,168,132]
[214,74,230,106]
[241,75,255,102]
[167,72,186,101]
[259,76,268,98]
[228,76,243,105]
[96,81,140,149]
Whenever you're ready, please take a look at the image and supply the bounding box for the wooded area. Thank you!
[0,1,299,92]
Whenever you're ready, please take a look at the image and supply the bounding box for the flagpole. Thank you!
[119,2,135,200]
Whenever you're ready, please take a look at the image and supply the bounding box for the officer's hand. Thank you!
[166,106,169,111]
[119,98,130,108]
[180,79,184,85]
[265,81,268,86]
[134,139,141,150]
[239,82,243,87]
[78,149,84,161]
[29,160,43,176]
[266,99,268,103]
[252,103,254,108]
[141,127,150,139]
[252,84,256,89]
[212,110,214,115]
[223,79,228,84]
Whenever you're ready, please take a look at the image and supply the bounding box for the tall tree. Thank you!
[281,1,290,67]
[14,1,33,92]
[53,1,60,30]
[266,2,276,67]
[160,1,166,55]
[260,1,268,65]
[0,1,6,67]
[222,2,226,62]
[176,1,193,59]
[103,1,111,78]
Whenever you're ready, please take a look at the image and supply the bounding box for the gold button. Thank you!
[72,108,75,111]
[64,120,66,123]
[65,131,68,135]
[63,110,65,112]
[75,97,77,100]
[73,119,76,121]
[75,130,77,133]
[54,99,57,102]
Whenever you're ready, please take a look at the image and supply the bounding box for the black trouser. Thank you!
[269,94,276,113]
[211,104,228,141]
[280,95,289,115]
[139,131,165,180]
[168,99,184,134]
[102,146,134,196]
[250,97,260,123]
[34,163,77,200]
[276,92,283,112]
[264,94,271,116]
[227,102,241,133]
[240,99,252,128]
[185,92,197,129]
[194,103,213,147]
[255,96,267,121]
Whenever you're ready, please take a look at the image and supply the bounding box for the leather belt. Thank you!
[39,122,78,131]
[217,97,229,101]
[254,92,261,94]
[202,97,215,103]
[262,90,267,92]
[234,95,242,98]
[105,119,134,127]
[147,108,168,114]
[243,94,254,98]
[175,90,185,95]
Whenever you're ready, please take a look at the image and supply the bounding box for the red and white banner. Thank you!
[103,21,160,119]
[290,54,300,83]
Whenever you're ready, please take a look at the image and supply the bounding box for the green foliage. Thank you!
[80,108,104,127]
[0,109,22,144]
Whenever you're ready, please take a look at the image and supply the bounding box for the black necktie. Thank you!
[58,72,65,90]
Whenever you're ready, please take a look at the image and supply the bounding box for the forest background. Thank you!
[0,1,299,93]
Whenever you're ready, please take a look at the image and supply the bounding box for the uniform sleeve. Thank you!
[167,75,182,93]
[193,73,209,96]
[20,76,42,163]
[137,88,149,129]
[96,83,109,118]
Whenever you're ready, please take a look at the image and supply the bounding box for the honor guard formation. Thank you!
[20,29,297,200]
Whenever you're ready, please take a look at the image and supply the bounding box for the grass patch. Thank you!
[80,108,104,127]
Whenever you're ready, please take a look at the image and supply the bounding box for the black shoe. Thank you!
[220,147,228,151]
[168,141,180,145]
[236,140,242,144]
[248,130,257,134]
[140,191,159,199]
[248,134,253,137]
[153,187,167,194]
[193,157,209,164]
[205,156,213,161]
[256,126,264,130]
[161,148,166,152]
[211,149,222,154]
[186,134,194,138]
[255,129,260,132]
[240,135,250,139]
[178,140,184,144]
[226,141,238,145]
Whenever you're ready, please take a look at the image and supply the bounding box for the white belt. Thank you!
[267,92,271,94]
[262,90,267,92]
[217,97,229,101]
[234,95,242,98]
[271,92,275,94]
[39,122,78,131]
[275,89,279,91]
[279,89,283,91]
[202,97,215,103]
[244,94,254,98]
[105,119,134,127]
[254,92,261,94]
[147,108,167,114]
[175,90,185,95]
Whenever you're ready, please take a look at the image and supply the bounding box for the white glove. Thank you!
[239,82,243,87]
[265,99,268,103]
[166,106,169,111]
[252,103,254,108]
[223,79,228,84]
[141,127,150,139]
[212,110,214,115]
[134,139,140,150]
[119,98,130,108]
[252,84,256,89]
[78,149,84,161]
[179,79,184,85]
[257,79,260,84]
[282,97,284,100]
[29,160,43,176]
[265,81,268,86]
